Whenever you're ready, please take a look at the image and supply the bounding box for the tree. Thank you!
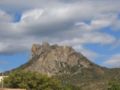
[108,79,120,90]
[3,70,63,90]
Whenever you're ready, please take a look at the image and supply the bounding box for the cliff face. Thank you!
[8,42,120,90]
[20,42,104,76]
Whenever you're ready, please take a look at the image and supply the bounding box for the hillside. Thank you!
[5,42,120,90]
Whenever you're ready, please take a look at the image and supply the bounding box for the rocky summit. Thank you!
[14,42,120,90]
[20,42,102,76]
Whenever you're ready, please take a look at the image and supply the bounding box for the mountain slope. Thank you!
[19,42,105,75]
[11,42,120,90]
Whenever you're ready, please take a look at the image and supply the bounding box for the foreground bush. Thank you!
[108,79,120,90]
[3,70,63,90]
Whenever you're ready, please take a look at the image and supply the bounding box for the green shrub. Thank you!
[108,79,120,90]
[4,70,62,90]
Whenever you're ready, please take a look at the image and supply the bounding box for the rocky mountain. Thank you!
[9,42,120,90]
[19,42,104,75]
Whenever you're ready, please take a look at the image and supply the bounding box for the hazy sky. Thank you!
[0,0,120,71]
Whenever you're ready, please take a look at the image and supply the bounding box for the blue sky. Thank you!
[0,0,120,72]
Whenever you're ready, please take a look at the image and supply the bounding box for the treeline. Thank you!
[0,70,120,90]
[0,70,81,90]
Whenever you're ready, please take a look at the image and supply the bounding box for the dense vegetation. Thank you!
[108,79,120,90]
[1,70,120,90]
[2,70,81,90]
[1,44,120,90]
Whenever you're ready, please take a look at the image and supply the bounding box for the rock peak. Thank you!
[42,42,49,47]
[31,42,50,56]
[31,43,75,56]
[28,43,93,75]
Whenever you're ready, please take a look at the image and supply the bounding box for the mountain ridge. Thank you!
[18,42,106,76]
[3,42,120,90]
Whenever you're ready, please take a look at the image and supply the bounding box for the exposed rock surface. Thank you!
[20,42,104,76]
[6,42,120,90]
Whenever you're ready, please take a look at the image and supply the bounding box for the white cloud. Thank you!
[112,19,120,31]
[0,10,12,22]
[104,54,120,68]
[0,9,117,55]
[21,9,44,23]
[58,32,116,45]
[75,14,117,31]
[74,45,98,61]
[0,0,119,59]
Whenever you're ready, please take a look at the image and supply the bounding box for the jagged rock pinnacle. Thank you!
[31,42,50,56]
[26,43,94,76]
[8,43,119,90]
